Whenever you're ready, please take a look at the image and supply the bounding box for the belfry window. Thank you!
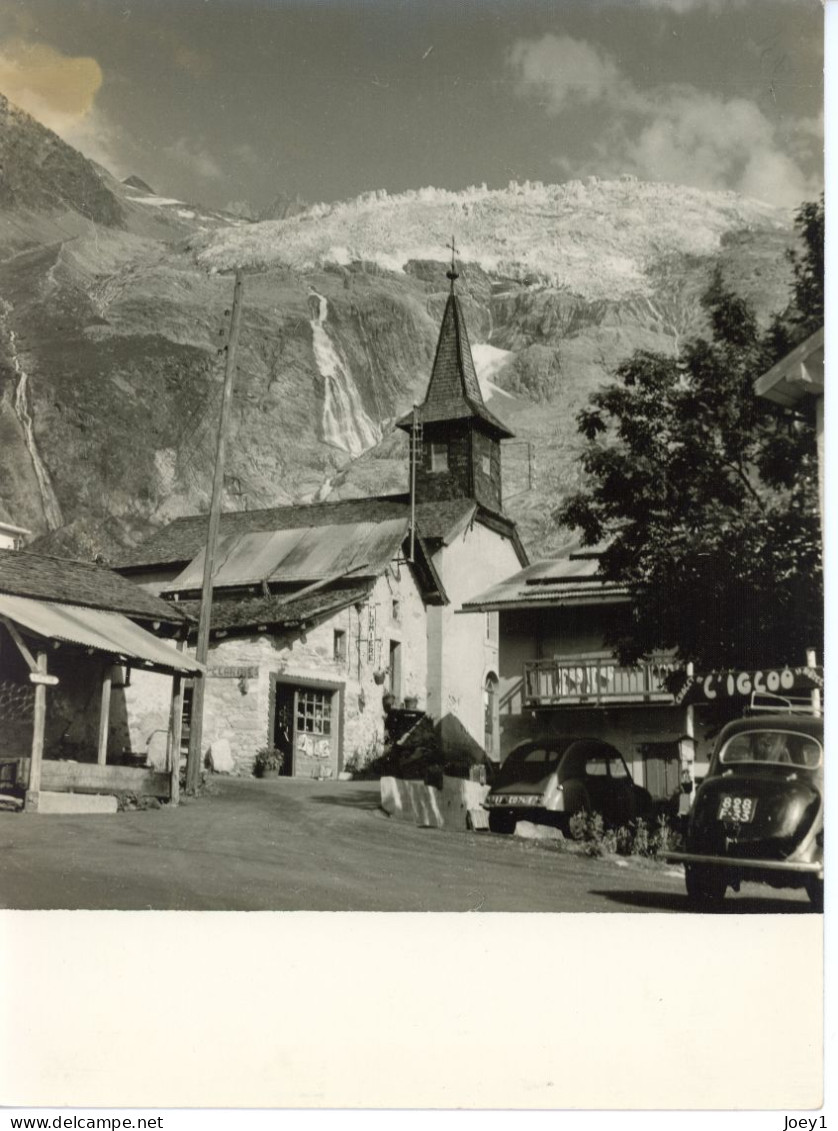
[430,441,449,473]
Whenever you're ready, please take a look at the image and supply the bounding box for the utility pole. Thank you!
[185,269,245,793]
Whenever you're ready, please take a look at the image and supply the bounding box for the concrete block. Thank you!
[380,777,444,828]
[467,807,490,831]
[514,820,565,842]
[440,776,490,830]
[37,792,118,815]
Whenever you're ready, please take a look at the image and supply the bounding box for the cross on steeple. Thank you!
[446,235,459,290]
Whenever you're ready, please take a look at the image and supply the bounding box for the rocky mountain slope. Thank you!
[0,94,800,560]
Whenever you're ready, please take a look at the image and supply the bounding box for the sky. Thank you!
[0,0,824,214]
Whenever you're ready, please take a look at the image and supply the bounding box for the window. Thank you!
[484,673,499,759]
[388,640,402,699]
[430,441,449,472]
[296,689,332,736]
[485,612,498,643]
[481,454,491,477]
[392,599,401,623]
[333,629,346,662]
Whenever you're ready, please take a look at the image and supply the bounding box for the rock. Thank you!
[514,821,564,841]
[208,738,235,774]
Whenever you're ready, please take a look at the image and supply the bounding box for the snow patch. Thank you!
[126,195,185,207]
[471,343,515,401]
[193,179,789,302]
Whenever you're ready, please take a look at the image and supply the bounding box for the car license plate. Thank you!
[718,795,757,823]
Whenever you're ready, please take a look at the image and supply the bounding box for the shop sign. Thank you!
[207,665,259,679]
[676,666,823,705]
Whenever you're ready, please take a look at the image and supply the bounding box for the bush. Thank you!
[568,811,683,858]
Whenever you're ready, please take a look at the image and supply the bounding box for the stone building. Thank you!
[117,269,528,777]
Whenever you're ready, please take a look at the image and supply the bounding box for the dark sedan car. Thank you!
[667,713,824,910]
[483,737,651,834]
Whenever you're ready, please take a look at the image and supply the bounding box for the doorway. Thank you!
[270,676,345,778]
[273,684,295,775]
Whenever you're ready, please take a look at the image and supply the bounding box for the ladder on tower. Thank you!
[408,406,423,562]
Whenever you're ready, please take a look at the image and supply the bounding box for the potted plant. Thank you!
[253,746,284,779]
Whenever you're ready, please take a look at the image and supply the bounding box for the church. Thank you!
[117,265,528,776]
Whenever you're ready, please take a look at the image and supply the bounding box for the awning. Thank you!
[0,594,202,676]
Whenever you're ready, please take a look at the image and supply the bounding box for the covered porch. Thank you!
[0,593,202,812]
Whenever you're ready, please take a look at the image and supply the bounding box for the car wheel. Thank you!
[489,811,516,835]
[806,877,824,913]
[685,864,727,908]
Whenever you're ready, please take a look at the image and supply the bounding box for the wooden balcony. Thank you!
[523,656,678,708]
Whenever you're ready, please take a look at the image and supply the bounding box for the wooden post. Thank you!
[26,651,47,811]
[97,664,113,766]
[806,648,821,717]
[168,674,184,807]
[186,270,245,793]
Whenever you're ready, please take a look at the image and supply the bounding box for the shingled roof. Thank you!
[0,549,188,627]
[117,494,495,572]
[396,291,514,440]
[178,583,373,634]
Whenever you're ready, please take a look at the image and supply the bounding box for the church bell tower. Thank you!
[397,244,513,513]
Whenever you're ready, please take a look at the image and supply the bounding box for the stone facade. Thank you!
[121,561,428,777]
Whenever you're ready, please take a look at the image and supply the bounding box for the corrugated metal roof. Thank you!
[0,594,202,674]
[163,518,408,593]
[754,326,824,406]
[460,559,628,611]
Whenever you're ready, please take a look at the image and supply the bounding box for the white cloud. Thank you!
[165,137,223,181]
[509,34,821,207]
[508,34,624,112]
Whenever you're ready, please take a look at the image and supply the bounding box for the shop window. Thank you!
[296,689,332,737]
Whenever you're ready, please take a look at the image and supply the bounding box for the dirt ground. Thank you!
[0,776,814,911]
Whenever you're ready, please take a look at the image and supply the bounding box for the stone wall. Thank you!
[120,561,428,777]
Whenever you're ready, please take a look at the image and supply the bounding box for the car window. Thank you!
[585,756,609,776]
[720,730,822,768]
[520,747,553,764]
[608,758,630,779]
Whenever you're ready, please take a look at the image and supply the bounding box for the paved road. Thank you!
[0,777,813,912]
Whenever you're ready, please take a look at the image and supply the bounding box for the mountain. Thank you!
[0,94,801,561]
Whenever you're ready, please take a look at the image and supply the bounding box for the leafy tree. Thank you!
[558,199,823,672]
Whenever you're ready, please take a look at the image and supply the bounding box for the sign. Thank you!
[676,666,823,705]
[207,665,259,679]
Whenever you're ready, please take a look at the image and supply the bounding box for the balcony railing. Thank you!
[523,657,678,708]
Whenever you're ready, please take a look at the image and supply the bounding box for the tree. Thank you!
[557,199,823,672]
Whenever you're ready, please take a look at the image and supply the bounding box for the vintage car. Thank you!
[483,736,651,834]
[668,713,824,910]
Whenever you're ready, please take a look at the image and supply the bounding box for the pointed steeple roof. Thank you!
[397,253,514,440]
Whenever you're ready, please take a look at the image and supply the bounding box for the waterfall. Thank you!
[308,290,380,458]
[1,303,63,530]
